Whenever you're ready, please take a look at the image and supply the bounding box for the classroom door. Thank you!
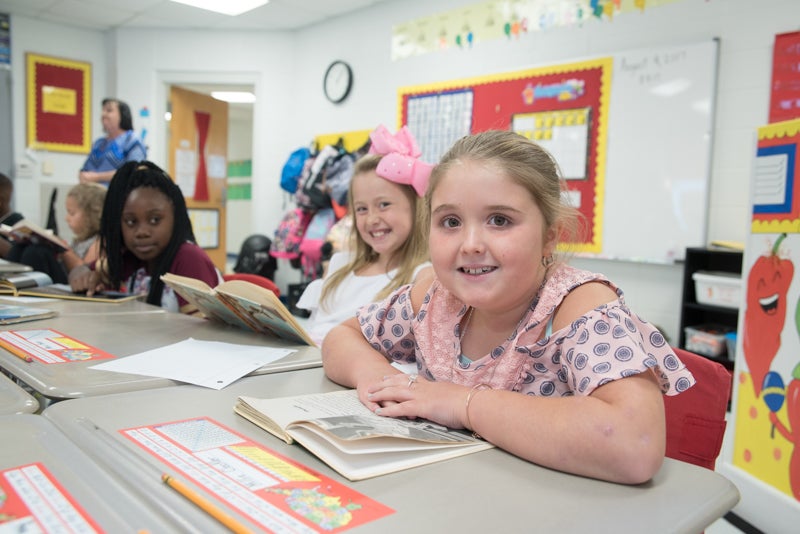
[168,86,228,270]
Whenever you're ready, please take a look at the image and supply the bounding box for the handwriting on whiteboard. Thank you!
[619,49,689,86]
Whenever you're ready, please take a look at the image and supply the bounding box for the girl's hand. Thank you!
[355,372,401,413]
[365,374,472,429]
[68,264,105,295]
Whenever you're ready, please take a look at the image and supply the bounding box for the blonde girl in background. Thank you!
[8,183,106,283]
[297,125,433,345]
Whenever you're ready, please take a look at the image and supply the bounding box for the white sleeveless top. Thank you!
[297,252,429,345]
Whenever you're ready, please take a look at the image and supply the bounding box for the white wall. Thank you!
[8,17,108,223]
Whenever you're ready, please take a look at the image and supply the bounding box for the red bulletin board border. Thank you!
[397,58,611,253]
[26,52,91,154]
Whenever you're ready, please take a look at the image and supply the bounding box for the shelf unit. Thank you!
[678,247,744,371]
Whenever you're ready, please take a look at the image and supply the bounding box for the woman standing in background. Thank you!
[79,98,147,187]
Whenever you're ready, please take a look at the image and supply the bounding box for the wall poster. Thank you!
[25,52,91,153]
[730,119,800,507]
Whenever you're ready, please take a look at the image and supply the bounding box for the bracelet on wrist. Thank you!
[464,383,492,439]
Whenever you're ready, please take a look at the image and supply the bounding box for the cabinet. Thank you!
[678,247,743,370]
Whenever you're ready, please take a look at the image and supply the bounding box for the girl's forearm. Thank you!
[322,320,398,388]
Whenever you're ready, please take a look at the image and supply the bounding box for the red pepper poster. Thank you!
[769,31,800,124]
[732,118,800,504]
[25,52,91,153]
[399,57,611,253]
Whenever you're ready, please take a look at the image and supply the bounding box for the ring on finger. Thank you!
[407,374,418,388]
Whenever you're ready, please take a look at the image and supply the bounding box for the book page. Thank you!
[4,219,68,252]
[286,424,493,481]
[2,271,53,290]
[161,274,256,331]
[239,390,481,444]
[218,292,313,346]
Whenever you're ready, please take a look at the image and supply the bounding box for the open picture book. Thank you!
[161,273,316,346]
[234,389,494,481]
[0,271,140,303]
[0,219,68,253]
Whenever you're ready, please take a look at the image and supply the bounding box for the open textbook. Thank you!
[234,389,494,481]
[0,219,68,252]
[0,271,139,302]
[161,273,316,346]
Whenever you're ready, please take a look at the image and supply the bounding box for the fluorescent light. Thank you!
[211,91,256,103]
[169,0,268,17]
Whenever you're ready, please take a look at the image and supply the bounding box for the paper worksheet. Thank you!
[90,338,293,389]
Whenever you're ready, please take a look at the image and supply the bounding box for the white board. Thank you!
[595,39,718,263]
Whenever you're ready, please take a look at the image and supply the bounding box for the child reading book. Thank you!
[69,161,220,314]
[7,183,106,284]
[322,130,697,485]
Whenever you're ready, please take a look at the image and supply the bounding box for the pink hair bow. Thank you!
[368,125,433,197]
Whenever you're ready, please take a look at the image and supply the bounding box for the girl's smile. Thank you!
[351,170,414,269]
[429,159,555,321]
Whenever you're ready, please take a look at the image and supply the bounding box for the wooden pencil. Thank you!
[161,473,251,533]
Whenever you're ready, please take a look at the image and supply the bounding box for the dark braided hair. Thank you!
[101,161,196,305]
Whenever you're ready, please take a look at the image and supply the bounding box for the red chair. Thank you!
[663,347,732,470]
[223,273,280,298]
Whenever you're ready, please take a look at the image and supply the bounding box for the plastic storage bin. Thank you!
[692,271,742,309]
[725,332,737,360]
[684,324,731,358]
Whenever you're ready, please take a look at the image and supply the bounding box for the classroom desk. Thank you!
[43,367,741,533]
[0,294,168,315]
[0,370,38,414]
[0,414,226,531]
[0,304,321,402]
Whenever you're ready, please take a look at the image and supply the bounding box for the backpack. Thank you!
[234,234,278,281]
[270,207,313,260]
[298,208,336,280]
[296,145,338,211]
[280,147,311,194]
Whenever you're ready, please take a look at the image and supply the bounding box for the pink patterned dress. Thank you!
[357,263,695,397]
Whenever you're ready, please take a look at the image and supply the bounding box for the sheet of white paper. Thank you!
[90,338,294,390]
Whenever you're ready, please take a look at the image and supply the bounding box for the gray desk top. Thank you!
[0,414,223,531]
[43,367,740,533]
[0,294,167,316]
[0,305,321,401]
[0,370,38,414]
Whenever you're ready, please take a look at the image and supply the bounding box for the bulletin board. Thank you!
[399,40,719,263]
[26,52,91,153]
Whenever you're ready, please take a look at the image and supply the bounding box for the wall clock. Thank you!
[323,60,353,104]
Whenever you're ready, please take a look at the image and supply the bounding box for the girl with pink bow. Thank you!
[296,125,434,345]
